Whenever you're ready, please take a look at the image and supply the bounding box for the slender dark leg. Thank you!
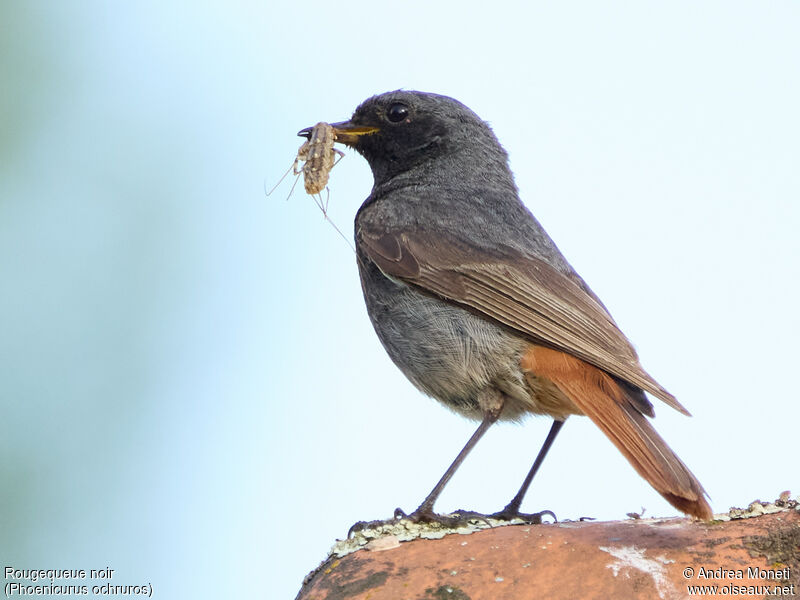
[405,411,499,519]
[348,406,502,536]
[492,419,565,520]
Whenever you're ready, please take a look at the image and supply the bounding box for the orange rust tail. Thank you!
[522,346,712,520]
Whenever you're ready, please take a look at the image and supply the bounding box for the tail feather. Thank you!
[522,346,712,520]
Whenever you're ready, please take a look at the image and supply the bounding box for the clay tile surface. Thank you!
[296,501,800,600]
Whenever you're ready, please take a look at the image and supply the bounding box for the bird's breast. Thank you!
[356,249,544,420]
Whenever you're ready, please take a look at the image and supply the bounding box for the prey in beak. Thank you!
[298,121,378,147]
[268,121,357,250]
[267,122,344,199]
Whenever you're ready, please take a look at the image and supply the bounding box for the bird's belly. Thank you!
[359,262,541,420]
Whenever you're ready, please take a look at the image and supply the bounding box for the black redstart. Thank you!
[299,90,711,521]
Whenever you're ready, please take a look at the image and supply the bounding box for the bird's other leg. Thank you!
[491,418,565,523]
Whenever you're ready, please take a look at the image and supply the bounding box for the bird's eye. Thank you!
[386,103,409,123]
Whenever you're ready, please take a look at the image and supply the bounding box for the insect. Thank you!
[267,122,344,206]
[267,122,352,250]
[296,122,344,196]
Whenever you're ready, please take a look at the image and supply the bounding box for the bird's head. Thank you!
[298,90,510,185]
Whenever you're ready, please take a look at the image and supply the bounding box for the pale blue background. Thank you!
[1,2,798,598]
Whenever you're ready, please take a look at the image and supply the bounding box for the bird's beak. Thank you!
[297,121,379,147]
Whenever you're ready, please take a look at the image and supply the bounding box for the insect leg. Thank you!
[285,169,302,201]
[312,191,327,216]
[265,162,295,197]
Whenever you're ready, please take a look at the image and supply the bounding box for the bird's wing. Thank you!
[358,226,688,415]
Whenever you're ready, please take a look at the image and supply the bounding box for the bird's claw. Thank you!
[489,508,557,524]
[348,507,499,537]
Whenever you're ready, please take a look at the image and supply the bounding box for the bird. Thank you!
[298,90,712,522]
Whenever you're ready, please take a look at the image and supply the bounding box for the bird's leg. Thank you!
[397,392,505,524]
[348,409,499,536]
[400,415,496,521]
[348,394,504,536]
[491,418,565,523]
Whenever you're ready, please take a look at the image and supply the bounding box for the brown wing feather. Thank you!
[359,229,689,416]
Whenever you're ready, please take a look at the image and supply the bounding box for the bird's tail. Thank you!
[522,346,712,520]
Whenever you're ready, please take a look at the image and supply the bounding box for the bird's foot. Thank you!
[489,507,557,524]
[347,507,493,538]
[395,506,493,528]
